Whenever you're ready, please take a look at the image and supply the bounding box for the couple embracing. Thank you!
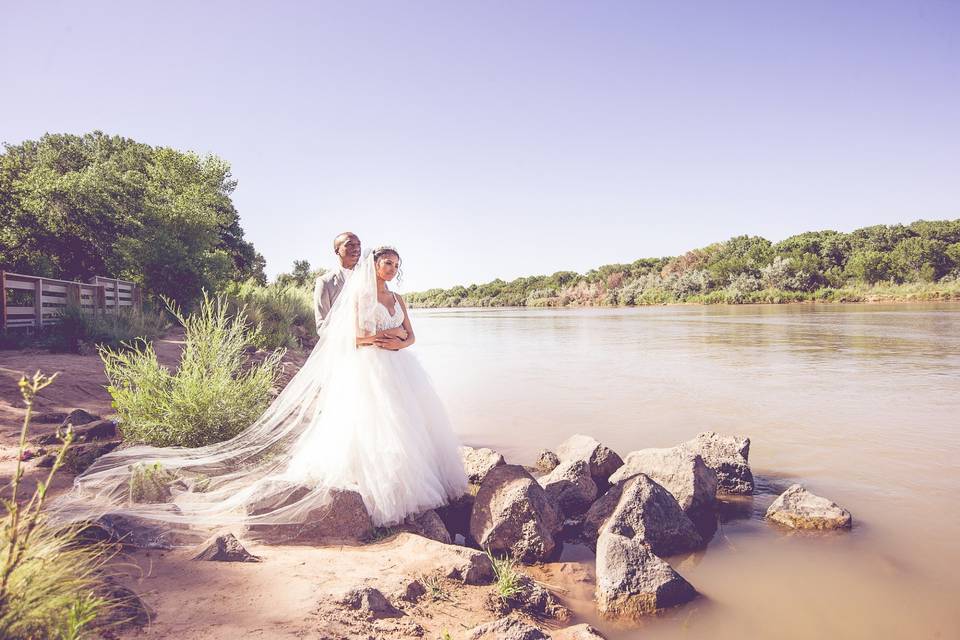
[54,235,469,538]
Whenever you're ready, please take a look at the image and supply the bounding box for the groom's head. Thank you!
[334,232,361,269]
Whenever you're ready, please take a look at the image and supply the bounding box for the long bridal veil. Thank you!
[51,250,400,543]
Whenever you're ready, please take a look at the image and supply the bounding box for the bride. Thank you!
[53,246,469,541]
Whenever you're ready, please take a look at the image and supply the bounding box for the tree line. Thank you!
[408,220,960,307]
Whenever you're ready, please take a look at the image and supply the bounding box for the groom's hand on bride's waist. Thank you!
[381,327,408,341]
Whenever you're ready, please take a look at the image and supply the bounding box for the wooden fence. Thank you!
[1,271,142,331]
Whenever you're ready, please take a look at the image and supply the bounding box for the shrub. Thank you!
[100,293,284,447]
[45,304,171,354]
[222,278,314,350]
[1,373,119,639]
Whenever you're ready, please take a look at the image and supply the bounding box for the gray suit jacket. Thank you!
[314,267,349,333]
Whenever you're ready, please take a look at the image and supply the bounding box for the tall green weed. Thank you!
[222,278,315,350]
[100,293,284,447]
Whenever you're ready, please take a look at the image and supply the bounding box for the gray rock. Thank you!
[553,624,608,640]
[535,449,560,473]
[337,586,402,619]
[248,486,374,543]
[461,446,507,484]
[595,530,697,618]
[192,533,261,562]
[583,475,702,556]
[555,434,624,488]
[468,615,550,640]
[538,459,598,518]
[470,464,562,563]
[682,431,754,495]
[765,484,852,530]
[398,577,427,603]
[63,408,100,428]
[400,509,452,544]
[608,447,717,515]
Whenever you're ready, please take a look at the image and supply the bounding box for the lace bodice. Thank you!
[376,294,405,331]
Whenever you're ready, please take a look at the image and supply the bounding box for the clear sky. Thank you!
[2,1,958,291]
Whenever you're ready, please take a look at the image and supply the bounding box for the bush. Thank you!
[45,304,171,354]
[222,278,315,350]
[100,293,284,447]
[1,373,119,640]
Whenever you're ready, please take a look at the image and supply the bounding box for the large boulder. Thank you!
[461,446,506,485]
[595,530,697,618]
[681,431,754,494]
[555,434,624,489]
[469,464,563,563]
[608,447,717,515]
[248,486,374,543]
[537,459,598,518]
[765,484,852,530]
[582,475,702,556]
[468,615,550,640]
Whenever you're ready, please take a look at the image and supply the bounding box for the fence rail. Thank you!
[1,271,142,331]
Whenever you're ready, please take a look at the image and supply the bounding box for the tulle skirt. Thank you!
[284,345,468,527]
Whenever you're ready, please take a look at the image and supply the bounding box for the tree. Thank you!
[0,132,265,306]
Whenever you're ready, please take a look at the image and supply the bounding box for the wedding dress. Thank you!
[52,250,468,541]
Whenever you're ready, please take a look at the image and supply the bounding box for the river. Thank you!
[411,303,960,639]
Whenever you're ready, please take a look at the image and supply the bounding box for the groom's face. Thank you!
[336,234,361,269]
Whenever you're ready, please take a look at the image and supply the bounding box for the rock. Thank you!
[468,615,550,640]
[470,464,563,563]
[535,449,560,473]
[36,453,56,468]
[82,514,176,550]
[192,533,261,562]
[553,624,608,640]
[608,447,717,516]
[78,419,118,442]
[765,484,852,530]
[248,486,374,543]
[399,509,452,544]
[555,434,624,489]
[434,492,474,539]
[399,577,427,603]
[337,586,402,619]
[537,459,598,518]
[62,408,101,428]
[94,580,152,628]
[62,441,120,474]
[682,431,754,495]
[428,540,495,584]
[461,446,506,485]
[595,529,697,618]
[583,475,702,556]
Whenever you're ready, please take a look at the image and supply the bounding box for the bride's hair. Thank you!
[373,246,402,283]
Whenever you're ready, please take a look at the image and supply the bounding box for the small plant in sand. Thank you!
[484,547,524,602]
[100,292,284,447]
[419,573,454,603]
[0,372,118,639]
[128,462,180,503]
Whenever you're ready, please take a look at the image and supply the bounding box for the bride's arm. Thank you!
[374,296,415,351]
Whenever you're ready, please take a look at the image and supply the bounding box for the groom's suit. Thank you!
[314,266,349,333]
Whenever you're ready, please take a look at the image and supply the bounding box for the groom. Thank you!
[313,232,408,345]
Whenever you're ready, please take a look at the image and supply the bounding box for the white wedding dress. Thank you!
[52,250,469,540]
[284,292,468,526]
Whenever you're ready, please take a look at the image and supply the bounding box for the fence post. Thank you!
[114,278,120,312]
[34,277,43,330]
[1,271,6,333]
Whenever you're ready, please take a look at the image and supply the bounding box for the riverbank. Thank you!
[408,280,960,308]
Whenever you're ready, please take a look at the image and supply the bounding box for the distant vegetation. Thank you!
[408,220,960,307]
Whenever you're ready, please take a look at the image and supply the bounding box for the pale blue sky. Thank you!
[2,1,958,291]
